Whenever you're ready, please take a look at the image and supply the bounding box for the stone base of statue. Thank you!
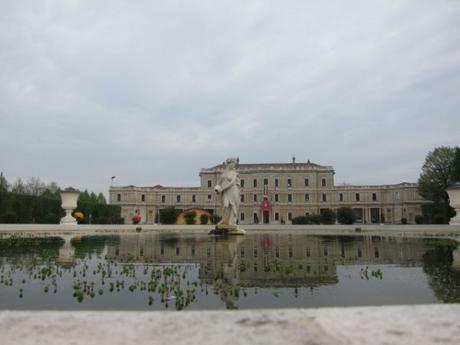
[209,223,246,236]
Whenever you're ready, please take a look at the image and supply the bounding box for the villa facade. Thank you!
[109,158,427,225]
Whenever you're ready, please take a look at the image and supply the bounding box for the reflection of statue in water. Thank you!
[211,157,246,235]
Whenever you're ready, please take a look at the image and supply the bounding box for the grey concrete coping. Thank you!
[1,223,460,239]
[0,304,459,345]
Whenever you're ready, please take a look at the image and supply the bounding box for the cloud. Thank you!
[1,0,460,195]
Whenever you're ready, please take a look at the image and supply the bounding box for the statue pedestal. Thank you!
[447,184,460,225]
[209,223,246,235]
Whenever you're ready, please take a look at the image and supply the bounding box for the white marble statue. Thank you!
[214,157,246,234]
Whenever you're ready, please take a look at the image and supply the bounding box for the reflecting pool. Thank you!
[0,233,459,310]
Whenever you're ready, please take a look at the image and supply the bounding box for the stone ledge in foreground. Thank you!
[0,304,459,345]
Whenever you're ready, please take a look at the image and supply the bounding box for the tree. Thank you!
[451,147,460,183]
[337,207,355,224]
[418,147,457,203]
[11,178,26,194]
[418,147,458,224]
[97,193,107,204]
[0,172,8,193]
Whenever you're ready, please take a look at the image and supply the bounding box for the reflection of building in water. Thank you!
[106,234,428,287]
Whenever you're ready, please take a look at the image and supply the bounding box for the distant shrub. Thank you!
[401,217,408,225]
[184,211,196,225]
[160,207,180,224]
[337,207,355,224]
[292,216,309,225]
[200,214,209,225]
[210,215,221,224]
[320,209,336,225]
[414,215,424,224]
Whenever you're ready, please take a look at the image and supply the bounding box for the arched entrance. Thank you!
[260,197,271,224]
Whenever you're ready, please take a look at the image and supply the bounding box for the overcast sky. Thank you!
[1,0,460,195]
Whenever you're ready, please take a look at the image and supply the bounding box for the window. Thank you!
[177,195,181,203]
[288,212,292,221]
[253,213,258,223]
[289,247,293,258]
[253,179,257,188]
[287,178,292,188]
[372,193,377,201]
[207,180,212,188]
[275,212,279,221]
[305,194,309,202]
[192,195,196,203]
[355,193,360,202]
[191,246,195,256]
[240,247,245,258]
[306,248,310,257]
[263,178,268,185]
[323,247,328,256]
[275,247,280,258]
[395,191,400,200]
[275,178,279,188]
[253,247,258,258]
[339,193,343,202]
[357,248,362,258]
[161,195,166,203]
[240,194,245,202]
[207,194,212,200]
[288,194,292,203]
[240,179,245,188]
[305,212,310,217]
[374,247,379,258]
[176,247,180,256]
[253,194,257,202]
[141,194,145,202]
[275,194,279,202]
[304,178,309,187]
[117,194,121,202]
[322,194,327,202]
[322,178,326,187]
[240,212,245,221]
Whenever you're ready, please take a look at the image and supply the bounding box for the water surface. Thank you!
[0,233,459,310]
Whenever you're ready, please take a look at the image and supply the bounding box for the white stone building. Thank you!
[109,159,426,225]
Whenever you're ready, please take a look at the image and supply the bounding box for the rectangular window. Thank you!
[356,193,360,202]
[304,178,309,187]
[177,195,181,203]
[374,247,379,258]
[275,247,280,258]
[357,248,362,258]
[263,178,268,185]
[207,194,212,200]
[253,179,257,188]
[395,191,400,200]
[240,194,245,202]
[322,194,327,202]
[240,179,245,188]
[305,193,309,202]
[253,194,257,202]
[275,178,279,188]
[339,193,343,202]
[141,194,145,202]
[289,247,293,258]
[275,212,279,221]
[161,195,166,203]
[176,247,180,256]
[240,212,245,221]
[275,194,279,202]
[253,213,258,223]
[288,194,292,203]
[117,194,121,202]
[287,178,292,188]
[306,248,310,257]
[191,246,195,256]
[288,212,292,221]
[192,195,196,203]
[324,247,328,256]
[207,180,212,188]
[253,247,258,258]
[240,247,245,258]
[322,178,326,187]
[372,193,377,201]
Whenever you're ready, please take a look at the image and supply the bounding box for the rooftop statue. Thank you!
[210,157,246,235]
